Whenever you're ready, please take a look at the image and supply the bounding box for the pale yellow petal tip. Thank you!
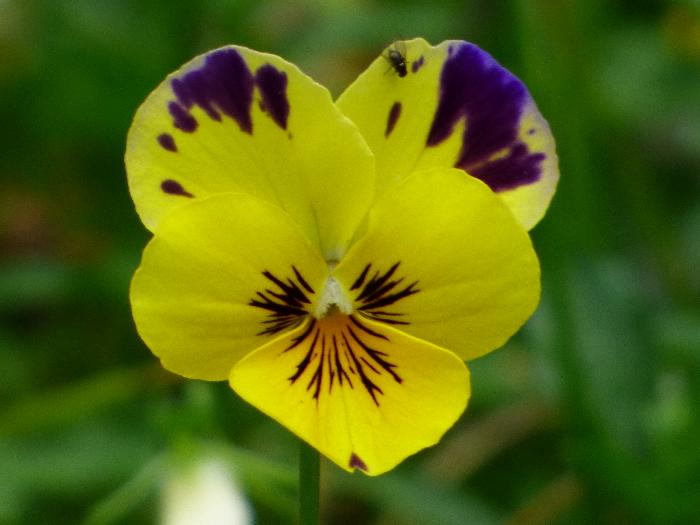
[229,316,470,475]
[496,100,560,231]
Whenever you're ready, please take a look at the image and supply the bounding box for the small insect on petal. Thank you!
[383,41,409,78]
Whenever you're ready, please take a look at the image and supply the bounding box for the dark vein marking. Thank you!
[325,336,335,393]
[288,327,319,384]
[356,263,399,301]
[285,319,316,352]
[343,331,384,405]
[334,334,352,387]
[349,315,389,341]
[353,262,419,324]
[360,356,381,374]
[249,267,315,336]
[254,262,418,405]
[286,314,403,406]
[347,325,402,384]
[293,266,314,294]
[350,264,371,290]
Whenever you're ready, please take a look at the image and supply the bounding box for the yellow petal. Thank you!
[230,311,470,475]
[126,45,374,260]
[333,168,540,361]
[337,38,558,230]
[131,193,327,380]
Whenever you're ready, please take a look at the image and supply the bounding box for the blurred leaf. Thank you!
[567,258,655,453]
[653,309,700,364]
[598,24,700,160]
[0,421,158,499]
[0,259,74,311]
[0,364,176,437]
[330,468,501,525]
[82,454,163,525]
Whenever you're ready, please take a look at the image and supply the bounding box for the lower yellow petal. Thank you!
[229,311,470,475]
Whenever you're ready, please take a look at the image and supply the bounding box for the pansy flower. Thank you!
[126,38,558,476]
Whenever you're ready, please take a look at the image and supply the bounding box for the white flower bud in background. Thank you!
[161,457,253,525]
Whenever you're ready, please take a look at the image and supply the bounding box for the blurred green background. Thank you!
[1,0,699,523]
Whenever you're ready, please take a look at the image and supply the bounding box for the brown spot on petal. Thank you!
[349,453,368,472]
[157,133,177,152]
[161,179,194,198]
[385,101,401,137]
[411,55,425,73]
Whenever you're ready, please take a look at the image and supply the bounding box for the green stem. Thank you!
[299,441,320,525]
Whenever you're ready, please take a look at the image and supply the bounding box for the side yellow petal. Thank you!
[126,45,374,260]
[333,168,540,361]
[230,312,470,476]
[337,38,558,230]
[131,193,327,380]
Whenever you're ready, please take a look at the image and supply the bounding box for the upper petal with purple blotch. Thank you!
[126,46,375,260]
[337,38,558,230]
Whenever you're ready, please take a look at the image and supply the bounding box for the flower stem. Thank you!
[299,440,320,525]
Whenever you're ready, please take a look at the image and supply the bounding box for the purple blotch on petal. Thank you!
[411,55,424,73]
[471,143,546,190]
[157,133,177,152]
[168,101,198,132]
[161,179,194,198]
[349,453,368,472]
[172,75,221,122]
[170,48,254,133]
[255,64,290,130]
[385,101,402,137]
[426,42,545,191]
